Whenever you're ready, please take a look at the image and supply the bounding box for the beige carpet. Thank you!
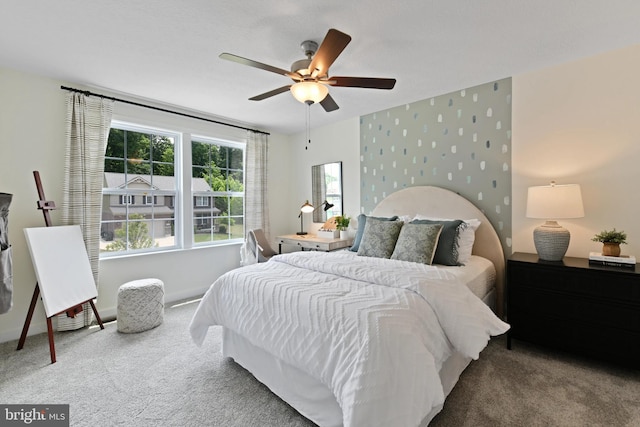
[1,298,638,426]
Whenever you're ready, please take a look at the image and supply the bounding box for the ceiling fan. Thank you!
[219,28,396,112]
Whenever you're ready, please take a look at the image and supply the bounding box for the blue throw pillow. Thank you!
[410,219,465,266]
[349,214,399,252]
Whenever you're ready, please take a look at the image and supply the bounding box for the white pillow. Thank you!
[456,219,481,263]
[412,215,481,264]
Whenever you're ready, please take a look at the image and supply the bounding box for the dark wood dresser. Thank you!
[507,252,640,367]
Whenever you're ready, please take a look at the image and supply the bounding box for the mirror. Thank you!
[312,161,343,223]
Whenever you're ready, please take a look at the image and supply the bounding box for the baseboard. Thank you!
[0,322,48,345]
[0,286,209,344]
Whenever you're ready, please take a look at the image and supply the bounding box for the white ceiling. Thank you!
[2,1,640,135]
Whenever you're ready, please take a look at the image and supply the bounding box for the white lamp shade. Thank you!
[526,183,584,219]
[290,82,329,104]
[300,200,314,213]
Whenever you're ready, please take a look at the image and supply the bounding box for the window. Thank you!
[119,195,134,205]
[195,196,209,207]
[101,122,178,255]
[191,136,244,245]
[100,121,246,257]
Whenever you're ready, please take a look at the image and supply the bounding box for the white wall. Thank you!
[512,43,640,258]
[0,67,292,343]
[1,67,68,342]
[285,117,361,237]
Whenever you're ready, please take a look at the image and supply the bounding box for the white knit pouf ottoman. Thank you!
[117,278,164,333]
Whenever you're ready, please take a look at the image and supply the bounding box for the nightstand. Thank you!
[506,252,640,367]
[276,234,353,254]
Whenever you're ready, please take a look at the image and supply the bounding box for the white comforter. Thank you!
[190,251,509,427]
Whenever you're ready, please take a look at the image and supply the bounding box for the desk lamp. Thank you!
[297,200,314,235]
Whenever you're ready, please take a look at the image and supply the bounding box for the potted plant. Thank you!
[335,215,351,239]
[592,228,627,256]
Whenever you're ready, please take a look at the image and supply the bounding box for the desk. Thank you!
[277,234,353,254]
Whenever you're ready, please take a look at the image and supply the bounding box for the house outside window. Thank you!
[191,136,244,244]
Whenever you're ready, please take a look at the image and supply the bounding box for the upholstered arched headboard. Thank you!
[372,186,505,318]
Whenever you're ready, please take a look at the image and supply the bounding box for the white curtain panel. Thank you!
[58,92,113,330]
[241,131,269,265]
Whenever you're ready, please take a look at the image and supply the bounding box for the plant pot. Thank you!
[340,230,348,240]
[602,242,621,257]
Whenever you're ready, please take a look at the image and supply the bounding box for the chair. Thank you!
[247,229,278,263]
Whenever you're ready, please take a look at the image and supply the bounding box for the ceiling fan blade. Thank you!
[308,29,351,78]
[220,53,301,80]
[329,76,396,90]
[249,85,292,101]
[320,94,339,112]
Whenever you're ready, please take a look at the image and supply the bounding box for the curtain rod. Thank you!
[60,85,270,136]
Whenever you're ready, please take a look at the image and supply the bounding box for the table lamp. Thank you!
[297,200,314,235]
[526,181,584,261]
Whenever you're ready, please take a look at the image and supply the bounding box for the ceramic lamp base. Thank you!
[533,220,570,261]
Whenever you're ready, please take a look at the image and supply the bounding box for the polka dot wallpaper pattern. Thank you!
[359,78,512,252]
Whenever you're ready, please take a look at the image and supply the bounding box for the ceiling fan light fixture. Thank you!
[290,81,329,104]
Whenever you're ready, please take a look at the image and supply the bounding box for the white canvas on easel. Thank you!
[24,225,97,317]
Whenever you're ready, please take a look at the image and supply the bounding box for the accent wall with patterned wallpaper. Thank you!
[359,78,512,253]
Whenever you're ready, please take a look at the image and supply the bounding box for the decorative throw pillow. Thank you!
[410,219,465,266]
[349,214,399,252]
[357,218,404,259]
[456,219,481,264]
[390,223,443,264]
[412,216,482,264]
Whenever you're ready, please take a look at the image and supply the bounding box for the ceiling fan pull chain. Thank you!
[305,102,311,150]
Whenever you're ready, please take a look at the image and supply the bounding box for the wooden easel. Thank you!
[16,171,104,364]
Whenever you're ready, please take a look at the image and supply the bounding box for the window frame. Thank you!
[190,134,245,247]
[195,196,209,207]
[101,121,180,258]
[100,120,246,258]
[119,195,134,205]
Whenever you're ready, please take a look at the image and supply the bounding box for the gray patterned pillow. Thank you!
[349,214,399,252]
[357,218,404,259]
[390,223,443,264]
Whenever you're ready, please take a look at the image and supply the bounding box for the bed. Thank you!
[190,186,509,427]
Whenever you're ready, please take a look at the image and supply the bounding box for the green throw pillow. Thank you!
[357,218,404,259]
[349,214,399,252]
[390,223,443,264]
